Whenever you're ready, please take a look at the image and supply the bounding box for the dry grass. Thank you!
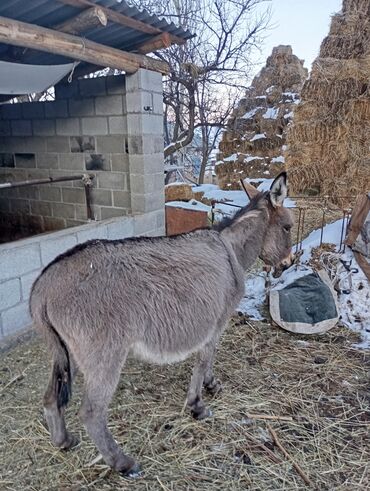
[0,320,369,491]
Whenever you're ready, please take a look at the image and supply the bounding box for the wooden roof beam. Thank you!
[0,16,169,74]
[134,32,186,55]
[54,6,108,35]
[58,0,162,35]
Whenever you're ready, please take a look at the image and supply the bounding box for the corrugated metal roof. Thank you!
[0,0,193,68]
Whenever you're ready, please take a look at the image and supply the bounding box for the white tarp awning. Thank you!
[0,60,75,95]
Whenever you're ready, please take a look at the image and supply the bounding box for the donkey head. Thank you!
[242,173,294,267]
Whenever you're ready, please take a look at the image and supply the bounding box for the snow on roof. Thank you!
[165,200,210,212]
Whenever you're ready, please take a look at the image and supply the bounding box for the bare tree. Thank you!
[129,0,270,183]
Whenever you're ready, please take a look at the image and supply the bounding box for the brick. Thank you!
[11,120,32,136]
[39,186,61,202]
[68,98,94,117]
[52,202,75,220]
[2,302,32,336]
[21,270,41,300]
[85,153,110,171]
[97,172,126,190]
[70,135,95,153]
[14,153,36,169]
[82,117,108,135]
[0,278,21,310]
[56,118,80,136]
[36,153,59,169]
[96,135,125,154]
[55,81,79,99]
[106,75,126,95]
[125,68,162,93]
[40,233,77,265]
[30,200,53,216]
[0,243,41,281]
[0,103,22,119]
[101,207,125,219]
[95,95,123,116]
[108,116,127,135]
[112,190,130,208]
[22,102,45,119]
[33,119,56,136]
[59,153,85,170]
[79,77,106,97]
[0,120,11,136]
[44,100,69,118]
[62,187,86,204]
[46,136,70,153]
[76,224,108,243]
[111,153,129,172]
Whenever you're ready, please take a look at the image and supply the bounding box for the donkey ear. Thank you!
[269,172,288,208]
[240,178,259,200]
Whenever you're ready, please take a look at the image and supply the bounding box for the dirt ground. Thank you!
[0,319,369,491]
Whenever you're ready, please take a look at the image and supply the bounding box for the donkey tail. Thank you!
[31,301,72,409]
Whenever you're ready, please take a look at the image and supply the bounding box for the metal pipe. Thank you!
[0,174,94,189]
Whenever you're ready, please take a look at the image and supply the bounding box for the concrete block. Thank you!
[95,95,123,116]
[0,153,14,167]
[130,172,164,195]
[22,102,45,119]
[68,98,94,117]
[10,199,30,214]
[97,172,126,190]
[76,224,108,243]
[111,153,129,172]
[127,135,164,155]
[33,119,56,136]
[79,77,106,97]
[127,113,163,136]
[112,190,130,208]
[70,135,95,153]
[36,153,59,169]
[0,278,21,310]
[125,68,162,93]
[75,204,100,221]
[134,211,159,235]
[128,153,164,174]
[7,137,46,154]
[52,202,76,220]
[44,100,69,118]
[96,135,125,154]
[152,92,164,115]
[40,233,77,265]
[62,187,86,204]
[21,269,41,300]
[106,75,126,94]
[30,200,52,216]
[126,91,153,114]
[46,136,70,153]
[1,302,32,336]
[39,186,62,202]
[59,153,85,170]
[131,192,164,214]
[56,118,80,136]
[101,207,125,220]
[108,116,127,135]
[156,209,165,230]
[91,188,112,206]
[106,217,134,239]
[85,153,110,171]
[0,103,22,119]
[11,120,32,136]
[55,81,79,99]
[14,153,36,169]
[0,120,11,136]
[0,243,41,281]
[17,186,39,200]
[43,216,66,231]
[82,117,108,135]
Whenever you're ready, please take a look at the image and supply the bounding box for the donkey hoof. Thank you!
[120,462,142,478]
[60,433,79,451]
[205,379,222,396]
[192,406,213,420]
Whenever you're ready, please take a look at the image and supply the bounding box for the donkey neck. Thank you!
[219,207,269,271]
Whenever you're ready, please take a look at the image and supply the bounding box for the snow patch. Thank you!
[165,200,210,212]
[262,107,279,119]
[250,133,266,141]
[271,156,285,163]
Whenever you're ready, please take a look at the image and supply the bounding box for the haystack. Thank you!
[216,46,307,190]
[286,0,370,205]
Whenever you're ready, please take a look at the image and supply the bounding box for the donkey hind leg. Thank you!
[79,348,140,476]
[43,362,78,450]
[187,340,220,420]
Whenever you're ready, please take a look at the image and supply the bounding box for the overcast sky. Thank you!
[251,0,343,76]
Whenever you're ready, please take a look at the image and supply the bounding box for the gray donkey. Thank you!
[30,172,293,476]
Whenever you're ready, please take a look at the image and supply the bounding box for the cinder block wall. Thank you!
[0,70,165,240]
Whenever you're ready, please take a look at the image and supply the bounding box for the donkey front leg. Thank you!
[187,340,221,420]
[79,348,140,476]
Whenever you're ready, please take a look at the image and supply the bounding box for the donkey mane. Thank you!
[215,191,268,232]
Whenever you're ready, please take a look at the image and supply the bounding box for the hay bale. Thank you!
[286,0,370,206]
[165,183,193,202]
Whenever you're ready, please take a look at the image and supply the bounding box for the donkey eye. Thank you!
[284,225,291,232]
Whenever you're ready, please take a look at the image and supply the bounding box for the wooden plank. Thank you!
[54,6,107,35]
[58,0,162,35]
[0,16,169,74]
[135,32,185,54]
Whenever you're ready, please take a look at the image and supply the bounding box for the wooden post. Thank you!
[0,16,169,74]
[54,6,108,35]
